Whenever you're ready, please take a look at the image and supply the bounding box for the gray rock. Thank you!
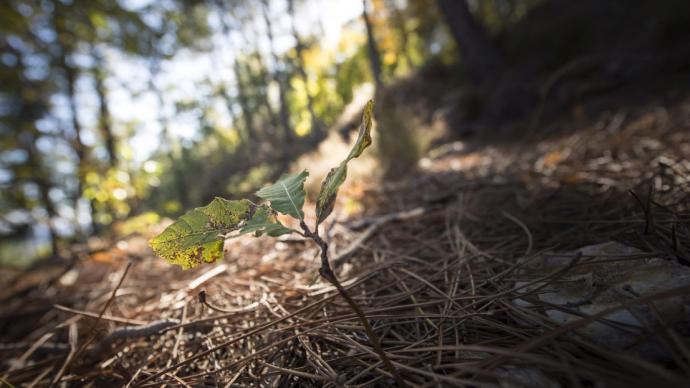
[514,242,690,359]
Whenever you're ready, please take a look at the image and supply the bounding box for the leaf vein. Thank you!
[281,181,302,219]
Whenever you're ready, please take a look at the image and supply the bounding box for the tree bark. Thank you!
[386,0,413,70]
[436,0,503,85]
[213,0,258,148]
[233,60,257,148]
[251,50,280,136]
[53,17,96,235]
[287,0,323,139]
[208,45,240,151]
[9,42,59,255]
[262,0,293,144]
[91,45,117,168]
[362,0,383,87]
[149,56,190,209]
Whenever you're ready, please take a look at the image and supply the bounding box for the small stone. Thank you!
[514,242,690,360]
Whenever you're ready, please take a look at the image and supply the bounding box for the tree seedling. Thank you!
[150,100,405,385]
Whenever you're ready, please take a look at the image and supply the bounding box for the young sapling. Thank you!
[150,100,405,385]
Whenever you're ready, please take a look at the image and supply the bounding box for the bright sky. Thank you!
[99,0,364,162]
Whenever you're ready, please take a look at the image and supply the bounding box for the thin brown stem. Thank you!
[300,221,406,386]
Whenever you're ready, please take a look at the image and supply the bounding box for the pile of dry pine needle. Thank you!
[2,94,690,387]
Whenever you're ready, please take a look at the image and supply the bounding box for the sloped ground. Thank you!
[2,86,690,387]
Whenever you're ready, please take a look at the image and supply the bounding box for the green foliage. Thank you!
[239,205,293,237]
[150,198,250,269]
[256,170,309,220]
[149,198,291,269]
[151,103,376,269]
[116,211,160,236]
[315,100,374,226]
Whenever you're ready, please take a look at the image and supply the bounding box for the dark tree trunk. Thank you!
[254,52,281,136]
[62,54,97,236]
[64,65,85,173]
[10,44,59,256]
[149,56,190,208]
[262,0,293,144]
[386,0,413,70]
[362,0,383,87]
[91,46,117,168]
[436,0,503,85]
[23,130,59,255]
[233,60,257,148]
[52,4,96,236]
[287,0,323,139]
[208,42,241,150]
[213,0,258,149]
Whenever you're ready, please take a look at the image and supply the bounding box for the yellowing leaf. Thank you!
[149,198,252,269]
[315,100,374,225]
[150,198,294,269]
[256,170,309,220]
[347,100,374,160]
[315,166,346,226]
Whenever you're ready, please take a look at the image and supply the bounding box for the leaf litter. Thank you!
[2,95,690,386]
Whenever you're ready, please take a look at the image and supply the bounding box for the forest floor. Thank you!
[2,73,690,387]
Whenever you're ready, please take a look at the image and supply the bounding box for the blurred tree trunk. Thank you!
[233,60,257,148]
[63,64,85,185]
[23,133,59,255]
[436,0,503,85]
[287,0,323,139]
[213,0,258,149]
[90,45,120,227]
[13,48,59,256]
[362,0,383,87]
[261,0,293,144]
[250,49,280,137]
[52,6,96,235]
[386,0,413,70]
[217,84,239,141]
[91,45,117,168]
[64,64,98,235]
[149,56,190,209]
[209,49,241,150]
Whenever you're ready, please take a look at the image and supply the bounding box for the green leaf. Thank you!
[149,198,253,269]
[239,205,294,237]
[150,198,294,269]
[256,170,309,220]
[346,100,374,160]
[314,166,346,226]
[315,100,374,225]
